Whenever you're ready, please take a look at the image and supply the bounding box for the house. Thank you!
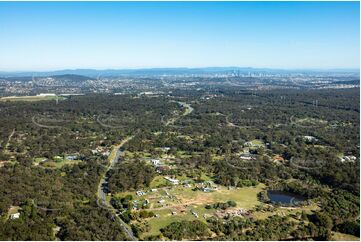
[240,153,253,160]
[10,212,20,220]
[272,155,285,163]
[66,155,78,160]
[156,165,171,174]
[161,147,171,152]
[303,136,318,142]
[191,210,199,218]
[202,187,213,193]
[151,188,158,192]
[136,191,145,196]
[164,176,179,185]
[158,199,165,204]
[151,159,160,166]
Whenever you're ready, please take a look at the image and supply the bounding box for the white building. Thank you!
[151,159,160,166]
[136,191,145,196]
[10,212,20,220]
[164,176,179,185]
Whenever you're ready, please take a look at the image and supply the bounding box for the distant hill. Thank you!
[49,74,94,82]
[0,67,359,78]
[331,79,360,85]
[1,74,94,82]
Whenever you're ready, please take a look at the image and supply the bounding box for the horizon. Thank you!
[0,66,360,74]
[0,1,359,71]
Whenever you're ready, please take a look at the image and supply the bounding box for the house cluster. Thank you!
[339,155,357,163]
[194,181,218,192]
[91,146,110,157]
[132,199,149,210]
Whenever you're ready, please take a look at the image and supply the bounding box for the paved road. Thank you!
[165,101,193,126]
[96,136,136,241]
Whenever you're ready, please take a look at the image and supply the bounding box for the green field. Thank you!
[34,157,82,169]
[0,95,64,102]
[332,232,360,241]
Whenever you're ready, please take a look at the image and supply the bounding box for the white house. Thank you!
[151,159,160,166]
[136,191,145,196]
[164,176,179,185]
[10,212,20,220]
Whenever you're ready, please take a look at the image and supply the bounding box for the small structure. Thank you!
[161,147,171,152]
[191,210,199,218]
[202,187,213,193]
[183,183,191,188]
[303,136,318,142]
[156,165,171,174]
[272,155,284,163]
[151,159,160,166]
[136,191,145,196]
[240,153,254,160]
[65,155,78,160]
[164,176,179,185]
[10,212,20,220]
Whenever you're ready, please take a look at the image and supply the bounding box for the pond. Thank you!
[267,190,305,206]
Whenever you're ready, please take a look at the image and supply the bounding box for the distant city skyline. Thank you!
[0,1,359,71]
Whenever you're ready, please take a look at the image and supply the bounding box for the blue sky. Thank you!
[0,1,359,71]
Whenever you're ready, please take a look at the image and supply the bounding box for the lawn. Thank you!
[249,139,265,147]
[149,175,169,188]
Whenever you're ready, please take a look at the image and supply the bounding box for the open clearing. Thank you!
[0,95,64,102]
[332,232,359,241]
[33,157,82,169]
[115,182,265,238]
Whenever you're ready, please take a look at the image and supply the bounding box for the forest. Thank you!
[0,87,359,240]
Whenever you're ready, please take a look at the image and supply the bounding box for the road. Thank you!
[96,136,136,241]
[4,128,15,154]
[165,101,194,126]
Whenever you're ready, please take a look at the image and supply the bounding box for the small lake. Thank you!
[267,190,305,206]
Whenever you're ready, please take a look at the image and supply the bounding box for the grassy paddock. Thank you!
[1,95,65,102]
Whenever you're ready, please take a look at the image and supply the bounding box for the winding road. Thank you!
[165,101,194,126]
[96,101,193,240]
[96,136,136,240]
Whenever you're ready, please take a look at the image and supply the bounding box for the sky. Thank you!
[0,1,359,71]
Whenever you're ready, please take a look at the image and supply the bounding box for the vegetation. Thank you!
[0,88,359,240]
